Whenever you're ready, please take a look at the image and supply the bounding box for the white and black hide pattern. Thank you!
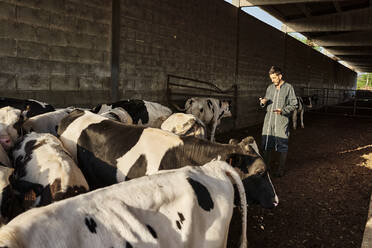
[11,132,89,207]
[91,99,173,127]
[0,160,247,248]
[0,165,15,225]
[0,97,55,118]
[98,107,133,124]
[184,97,232,142]
[292,96,313,129]
[0,106,26,151]
[0,144,10,167]
[58,109,279,209]
[160,113,206,139]
[22,107,75,136]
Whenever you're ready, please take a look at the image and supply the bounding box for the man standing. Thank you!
[259,66,298,177]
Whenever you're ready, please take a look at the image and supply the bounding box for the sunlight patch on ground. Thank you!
[338,144,372,154]
[338,144,372,169]
[360,153,372,169]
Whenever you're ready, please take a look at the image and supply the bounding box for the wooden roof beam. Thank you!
[237,0,347,7]
[284,8,372,32]
[310,31,372,47]
[325,46,372,55]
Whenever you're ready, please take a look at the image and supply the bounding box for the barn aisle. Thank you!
[218,112,372,248]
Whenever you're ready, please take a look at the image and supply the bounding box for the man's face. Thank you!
[269,73,282,86]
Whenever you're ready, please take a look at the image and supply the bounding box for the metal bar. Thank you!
[168,75,224,92]
[308,111,372,119]
[111,0,120,102]
[327,106,372,110]
[171,92,235,98]
[353,97,357,116]
[168,83,234,94]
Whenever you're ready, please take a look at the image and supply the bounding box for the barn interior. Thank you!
[0,0,371,247]
[1,0,369,129]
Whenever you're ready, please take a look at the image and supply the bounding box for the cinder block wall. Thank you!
[0,0,357,128]
[0,0,112,107]
[118,0,237,102]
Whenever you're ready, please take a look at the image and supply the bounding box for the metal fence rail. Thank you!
[300,87,372,118]
[166,74,238,127]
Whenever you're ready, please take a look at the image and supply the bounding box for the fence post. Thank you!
[325,88,329,113]
[353,92,357,116]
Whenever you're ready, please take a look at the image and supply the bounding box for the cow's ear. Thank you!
[239,136,256,152]
[20,105,30,120]
[229,138,239,145]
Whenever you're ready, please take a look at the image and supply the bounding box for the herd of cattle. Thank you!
[0,96,288,247]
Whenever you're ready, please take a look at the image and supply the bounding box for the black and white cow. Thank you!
[11,132,89,207]
[98,107,133,124]
[0,166,28,225]
[22,107,75,136]
[91,99,172,127]
[58,109,278,209]
[160,113,206,139]
[0,97,55,118]
[176,97,232,142]
[0,166,16,225]
[0,160,247,248]
[0,106,26,151]
[292,96,313,129]
[0,144,10,167]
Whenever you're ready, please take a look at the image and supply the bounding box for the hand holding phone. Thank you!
[273,108,282,114]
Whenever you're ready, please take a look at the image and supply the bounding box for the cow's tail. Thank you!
[0,226,23,248]
[171,103,186,112]
[218,162,247,248]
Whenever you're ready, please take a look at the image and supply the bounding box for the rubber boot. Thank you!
[277,152,288,177]
[262,150,272,172]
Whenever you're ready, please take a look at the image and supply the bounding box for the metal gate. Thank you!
[166,74,238,127]
[300,87,372,118]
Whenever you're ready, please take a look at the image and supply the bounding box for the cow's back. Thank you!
[0,162,241,248]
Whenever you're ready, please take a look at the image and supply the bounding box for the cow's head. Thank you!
[161,113,206,139]
[220,100,232,118]
[227,136,278,209]
[0,107,26,151]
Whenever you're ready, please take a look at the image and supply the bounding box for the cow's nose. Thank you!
[0,136,12,146]
[273,195,279,207]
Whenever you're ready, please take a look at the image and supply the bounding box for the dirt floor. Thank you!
[217,112,372,248]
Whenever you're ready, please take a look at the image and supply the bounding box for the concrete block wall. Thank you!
[0,0,357,128]
[119,0,237,103]
[0,0,112,107]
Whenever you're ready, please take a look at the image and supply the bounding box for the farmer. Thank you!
[259,66,298,177]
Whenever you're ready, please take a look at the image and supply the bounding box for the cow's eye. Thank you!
[254,169,265,176]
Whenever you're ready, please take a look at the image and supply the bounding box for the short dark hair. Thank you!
[269,66,282,75]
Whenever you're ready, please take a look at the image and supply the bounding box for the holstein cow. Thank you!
[161,113,206,139]
[22,107,75,136]
[0,144,10,167]
[0,166,27,225]
[176,97,232,142]
[0,166,17,225]
[0,97,55,118]
[11,132,89,207]
[0,160,247,248]
[99,107,133,124]
[0,106,26,151]
[292,96,313,129]
[91,99,172,127]
[58,109,278,209]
